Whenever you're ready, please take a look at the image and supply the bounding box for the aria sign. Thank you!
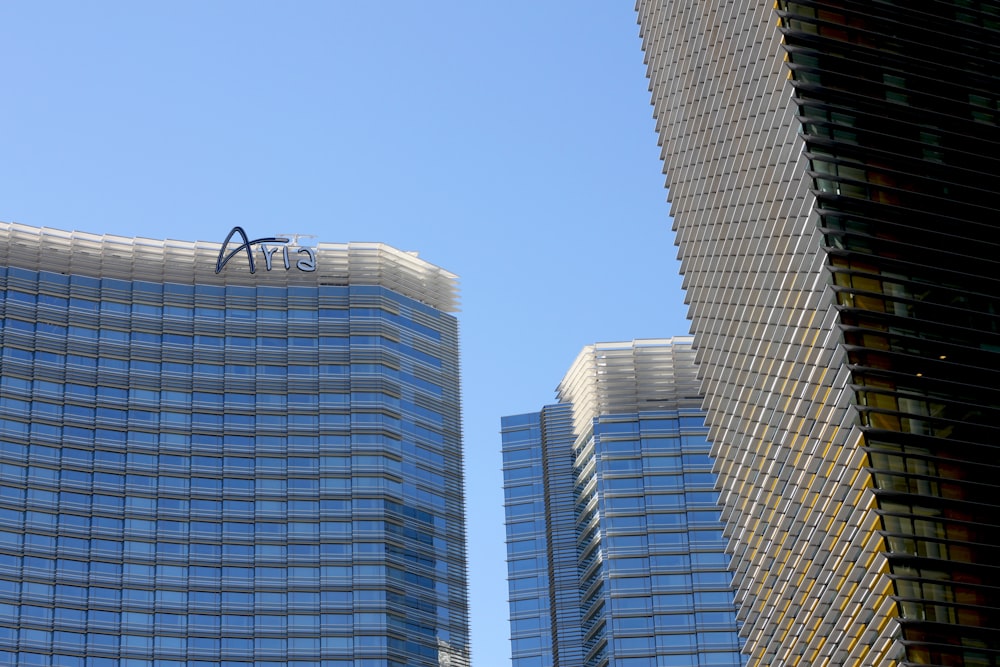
[215,226,317,274]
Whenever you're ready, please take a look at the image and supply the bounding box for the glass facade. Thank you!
[0,225,468,667]
[779,2,1000,662]
[502,340,743,667]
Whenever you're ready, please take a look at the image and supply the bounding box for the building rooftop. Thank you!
[0,221,460,312]
[557,337,703,436]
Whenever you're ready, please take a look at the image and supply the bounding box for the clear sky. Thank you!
[0,3,690,665]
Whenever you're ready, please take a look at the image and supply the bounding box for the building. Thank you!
[0,222,469,667]
[635,2,1000,665]
[502,338,743,667]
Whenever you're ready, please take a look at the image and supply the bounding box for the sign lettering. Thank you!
[215,226,317,274]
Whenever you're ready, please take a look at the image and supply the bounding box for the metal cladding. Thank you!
[557,338,705,436]
[0,222,459,313]
[637,1,1000,665]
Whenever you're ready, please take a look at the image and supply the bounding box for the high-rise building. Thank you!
[0,222,469,667]
[635,2,1000,665]
[502,338,743,667]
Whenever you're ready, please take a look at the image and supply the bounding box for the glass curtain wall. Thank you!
[0,266,467,667]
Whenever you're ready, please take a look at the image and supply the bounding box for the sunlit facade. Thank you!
[0,222,469,667]
[502,339,743,667]
[636,2,1000,665]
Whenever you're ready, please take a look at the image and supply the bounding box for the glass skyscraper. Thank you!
[502,339,743,667]
[636,2,1000,664]
[0,222,469,667]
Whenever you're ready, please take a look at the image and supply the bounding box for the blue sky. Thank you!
[1,3,690,664]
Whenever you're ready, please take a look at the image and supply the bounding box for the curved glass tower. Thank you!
[0,222,468,667]
[502,339,743,667]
